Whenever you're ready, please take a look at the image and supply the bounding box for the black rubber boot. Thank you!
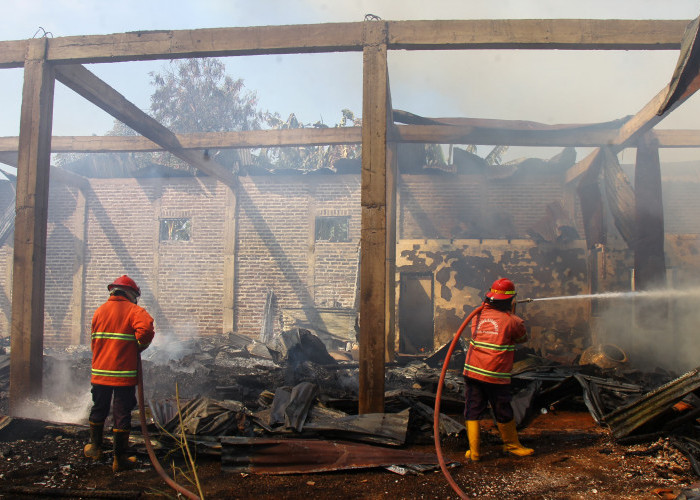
[112,429,137,472]
[83,421,104,460]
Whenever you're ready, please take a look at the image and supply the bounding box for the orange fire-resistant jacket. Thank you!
[463,303,528,385]
[90,295,155,386]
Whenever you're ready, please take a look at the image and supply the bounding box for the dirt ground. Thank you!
[0,410,698,500]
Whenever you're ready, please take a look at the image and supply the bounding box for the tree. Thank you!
[56,58,268,174]
[56,58,359,175]
[144,58,267,173]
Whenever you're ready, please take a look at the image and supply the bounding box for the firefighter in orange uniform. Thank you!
[83,275,154,472]
[463,278,533,461]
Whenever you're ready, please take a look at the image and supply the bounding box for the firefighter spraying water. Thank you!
[434,278,533,500]
[462,278,534,461]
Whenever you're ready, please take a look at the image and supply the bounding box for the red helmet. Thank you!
[107,275,141,297]
[486,278,517,300]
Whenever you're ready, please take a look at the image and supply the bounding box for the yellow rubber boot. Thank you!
[497,420,533,457]
[83,421,104,460]
[464,420,480,462]
[112,429,137,472]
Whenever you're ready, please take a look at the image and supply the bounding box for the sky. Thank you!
[1,0,700,172]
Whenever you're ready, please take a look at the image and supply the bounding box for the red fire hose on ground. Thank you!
[433,304,484,500]
[136,357,201,500]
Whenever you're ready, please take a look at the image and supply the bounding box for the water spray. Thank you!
[514,286,700,304]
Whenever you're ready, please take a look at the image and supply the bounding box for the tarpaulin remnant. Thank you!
[269,382,319,432]
[153,397,253,437]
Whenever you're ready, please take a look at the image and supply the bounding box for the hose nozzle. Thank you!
[516,298,533,304]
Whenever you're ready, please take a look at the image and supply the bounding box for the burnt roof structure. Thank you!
[2,16,700,415]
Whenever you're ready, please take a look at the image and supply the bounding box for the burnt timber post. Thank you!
[634,133,668,329]
[634,133,666,289]
[359,20,389,414]
[385,141,397,363]
[9,38,55,413]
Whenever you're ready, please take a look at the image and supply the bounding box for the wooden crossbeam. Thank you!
[566,86,700,183]
[4,126,700,154]
[53,64,237,187]
[387,19,689,51]
[0,127,364,153]
[0,19,689,68]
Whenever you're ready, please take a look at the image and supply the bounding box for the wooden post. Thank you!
[359,21,388,414]
[634,133,667,329]
[385,142,397,363]
[634,134,666,289]
[69,188,87,345]
[9,38,55,413]
[223,183,237,334]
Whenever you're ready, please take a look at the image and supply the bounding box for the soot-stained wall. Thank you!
[396,239,590,358]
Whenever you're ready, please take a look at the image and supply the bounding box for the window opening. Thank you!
[315,216,350,242]
[159,218,191,241]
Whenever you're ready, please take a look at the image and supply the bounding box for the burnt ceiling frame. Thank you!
[1,18,699,414]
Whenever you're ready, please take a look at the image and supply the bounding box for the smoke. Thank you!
[590,287,700,373]
[14,350,92,424]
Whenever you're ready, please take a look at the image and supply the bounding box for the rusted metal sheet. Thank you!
[604,367,700,439]
[221,437,440,474]
[302,412,409,446]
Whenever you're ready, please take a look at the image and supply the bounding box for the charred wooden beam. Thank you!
[567,17,700,184]
[9,39,54,413]
[359,21,388,414]
[4,125,700,154]
[0,19,689,68]
[0,127,363,153]
[53,64,237,187]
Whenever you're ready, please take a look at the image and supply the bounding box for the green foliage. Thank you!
[254,108,361,173]
[56,58,360,175]
[150,58,265,133]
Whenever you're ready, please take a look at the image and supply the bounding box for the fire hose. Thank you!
[136,357,201,500]
[433,304,482,500]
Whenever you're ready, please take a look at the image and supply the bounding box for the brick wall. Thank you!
[400,171,577,239]
[234,174,361,337]
[83,177,230,343]
[44,183,84,347]
[3,165,700,351]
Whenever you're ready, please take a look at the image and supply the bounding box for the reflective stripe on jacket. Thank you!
[463,303,527,385]
[90,295,155,386]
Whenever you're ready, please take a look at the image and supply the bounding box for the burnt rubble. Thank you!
[0,329,698,478]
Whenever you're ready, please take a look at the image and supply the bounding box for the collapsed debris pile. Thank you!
[0,328,699,480]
